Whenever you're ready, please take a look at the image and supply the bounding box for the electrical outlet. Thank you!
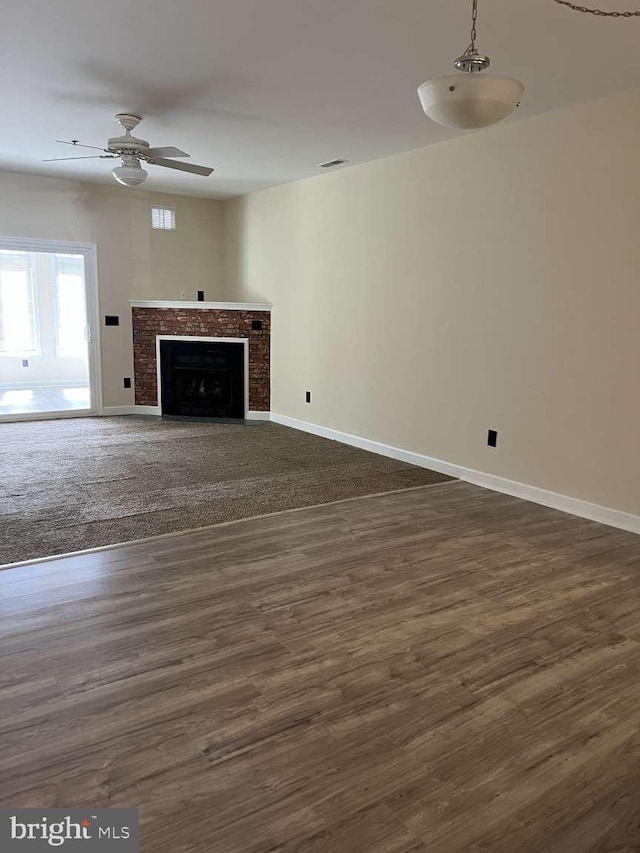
[487,429,498,448]
[22,359,29,368]
[123,378,132,389]
[306,391,311,403]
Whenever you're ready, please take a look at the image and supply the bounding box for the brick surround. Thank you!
[132,307,270,411]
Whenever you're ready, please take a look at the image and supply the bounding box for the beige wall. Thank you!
[223,88,640,516]
[0,171,223,407]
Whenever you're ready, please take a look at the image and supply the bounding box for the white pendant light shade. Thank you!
[418,73,524,130]
[418,0,524,131]
[112,156,148,187]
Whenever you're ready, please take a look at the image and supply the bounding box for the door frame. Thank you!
[0,235,103,421]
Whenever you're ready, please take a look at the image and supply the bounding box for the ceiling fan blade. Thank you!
[43,155,117,161]
[145,146,190,159]
[151,158,214,176]
[55,140,108,152]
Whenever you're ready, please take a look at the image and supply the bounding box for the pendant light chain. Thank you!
[470,0,479,49]
[552,0,640,15]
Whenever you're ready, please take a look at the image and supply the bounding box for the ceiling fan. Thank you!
[43,113,214,187]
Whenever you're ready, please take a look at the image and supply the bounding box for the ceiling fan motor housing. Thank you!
[108,115,149,156]
[107,134,150,156]
[107,113,149,154]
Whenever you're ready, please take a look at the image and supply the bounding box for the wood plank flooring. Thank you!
[2,480,640,852]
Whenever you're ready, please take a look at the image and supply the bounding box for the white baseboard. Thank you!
[271,413,640,536]
[270,413,462,477]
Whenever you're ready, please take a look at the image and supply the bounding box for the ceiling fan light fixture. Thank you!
[418,0,523,130]
[112,156,148,187]
[45,115,214,185]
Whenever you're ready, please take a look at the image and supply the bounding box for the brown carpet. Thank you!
[0,416,453,565]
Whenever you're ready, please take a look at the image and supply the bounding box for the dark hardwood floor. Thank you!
[2,480,640,852]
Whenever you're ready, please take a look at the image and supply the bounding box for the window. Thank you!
[53,254,87,358]
[0,251,38,357]
[151,206,176,230]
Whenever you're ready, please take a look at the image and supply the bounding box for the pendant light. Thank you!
[418,0,524,130]
[112,155,148,187]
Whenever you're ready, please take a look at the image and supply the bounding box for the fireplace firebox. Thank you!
[159,338,245,419]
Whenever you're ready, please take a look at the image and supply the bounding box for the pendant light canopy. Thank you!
[418,0,523,130]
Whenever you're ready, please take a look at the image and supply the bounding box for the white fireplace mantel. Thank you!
[130,300,272,312]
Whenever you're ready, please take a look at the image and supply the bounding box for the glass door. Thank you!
[0,249,94,420]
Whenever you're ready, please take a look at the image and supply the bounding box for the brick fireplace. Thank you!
[131,300,271,417]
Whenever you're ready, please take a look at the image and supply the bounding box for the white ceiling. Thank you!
[1,0,640,199]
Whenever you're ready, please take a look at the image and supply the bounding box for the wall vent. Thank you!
[318,159,349,169]
[151,206,177,230]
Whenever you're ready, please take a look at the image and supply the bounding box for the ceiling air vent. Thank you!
[318,159,349,169]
